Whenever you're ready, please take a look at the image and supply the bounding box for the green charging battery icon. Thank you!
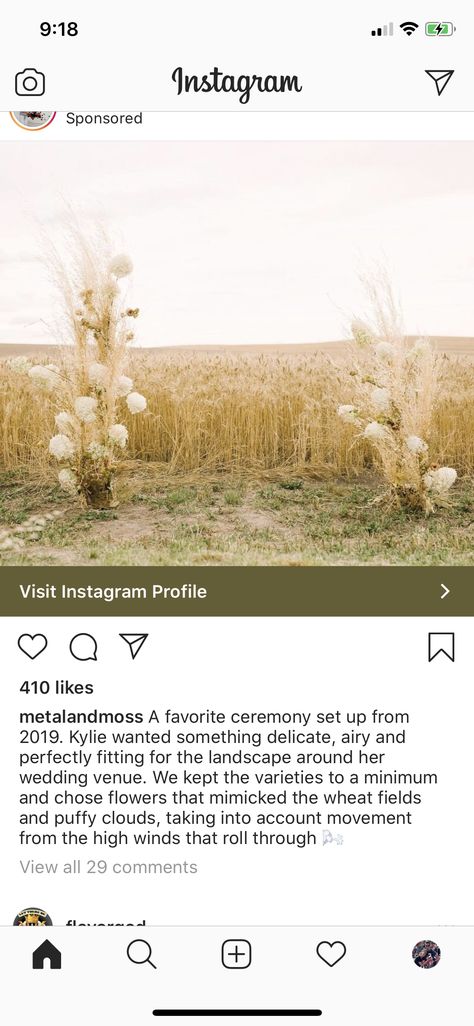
[425,22,455,35]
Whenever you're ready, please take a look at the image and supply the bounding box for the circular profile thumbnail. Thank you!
[13,907,52,926]
[10,111,56,131]
[412,939,441,969]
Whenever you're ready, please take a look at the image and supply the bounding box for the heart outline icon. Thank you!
[316,941,346,967]
[17,634,48,660]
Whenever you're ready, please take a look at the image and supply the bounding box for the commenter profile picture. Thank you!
[13,907,53,926]
[412,939,441,968]
[10,111,56,131]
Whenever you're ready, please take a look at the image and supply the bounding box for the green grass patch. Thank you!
[1,472,473,566]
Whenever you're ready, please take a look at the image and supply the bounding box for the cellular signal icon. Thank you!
[400,21,419,36]
[371,22,394,36]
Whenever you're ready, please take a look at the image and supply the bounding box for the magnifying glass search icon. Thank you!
[127,939,157,969]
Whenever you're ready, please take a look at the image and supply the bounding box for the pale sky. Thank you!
[1,141,474,346]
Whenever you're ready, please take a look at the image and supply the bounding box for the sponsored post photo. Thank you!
[1,141,473,567]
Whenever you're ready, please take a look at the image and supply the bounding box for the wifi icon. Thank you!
[400,21,419,36]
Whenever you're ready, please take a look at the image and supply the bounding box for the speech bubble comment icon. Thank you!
[69,633,98,661]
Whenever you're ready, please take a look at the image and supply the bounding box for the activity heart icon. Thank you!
[17,634,48,659]
[316,941,346,967]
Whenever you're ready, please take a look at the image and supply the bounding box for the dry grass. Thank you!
[1,471,474,566]
[2,346,474,478]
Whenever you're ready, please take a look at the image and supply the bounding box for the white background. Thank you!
[1,924,467,1025]
[0,1,470,110]
[1,616,470,928]
[4,138,474,347]
[2,6,474,1018]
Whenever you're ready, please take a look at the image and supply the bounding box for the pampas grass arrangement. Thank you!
[28,228,147,509]
[338,272,457,513]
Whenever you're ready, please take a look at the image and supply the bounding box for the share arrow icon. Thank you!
[425,69,454,96]
[119,633,149,660]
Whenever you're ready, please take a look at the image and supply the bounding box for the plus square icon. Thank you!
[221,939,252,969]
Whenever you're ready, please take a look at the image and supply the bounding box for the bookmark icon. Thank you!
[428,632,454,662]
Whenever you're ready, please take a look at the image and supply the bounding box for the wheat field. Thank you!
[2,343,474,479]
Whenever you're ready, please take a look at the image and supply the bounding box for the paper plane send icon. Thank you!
[119,633,149,660]
[425,69,454,96]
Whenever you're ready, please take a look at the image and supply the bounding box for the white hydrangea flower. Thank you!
[108,423,128,448]
[87,442,108,460]
[371,387,390,413]
[117,374,133,396]
[88,362,108,386]
[55,411,73,431]
[28,364,60,389]
[406,435,428,455]
[74,396,98,423]
[58,468,78,493]
[28,366,46,382]
[109,254,133,278]
[49,434,75,460]
[364,421,389,441]
[126,391,147,414]
[424,467,457,493]
[29,367,48,385]
[351,318,372,343]
[7,355,31,372]
[412,338,431,356]
[337,404,357,423]
[374,341,395,359]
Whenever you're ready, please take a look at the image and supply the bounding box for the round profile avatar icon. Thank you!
[10,111,56,131]
[13,907,52,926]
[412,939,441,969]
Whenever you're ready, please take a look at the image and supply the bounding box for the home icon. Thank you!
[32,940,62,969]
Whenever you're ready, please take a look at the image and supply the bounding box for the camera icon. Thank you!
[15,68,45,97]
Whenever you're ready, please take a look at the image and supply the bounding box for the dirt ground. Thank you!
[1,471,474,566]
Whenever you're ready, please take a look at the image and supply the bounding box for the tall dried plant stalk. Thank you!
[338,271,457,512]
[28,223,147,508]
